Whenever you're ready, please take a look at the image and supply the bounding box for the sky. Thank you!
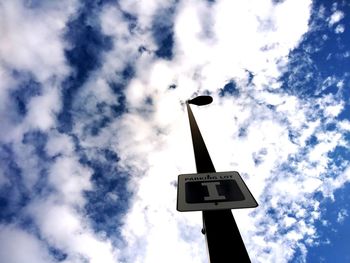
[0,0,349,262]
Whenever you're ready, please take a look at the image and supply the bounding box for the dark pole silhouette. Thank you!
[186,96,251,263]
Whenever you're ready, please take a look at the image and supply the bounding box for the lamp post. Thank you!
[186,96,251,263]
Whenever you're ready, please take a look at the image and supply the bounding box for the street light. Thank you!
[188,95,213,106]
[185,95,251,263]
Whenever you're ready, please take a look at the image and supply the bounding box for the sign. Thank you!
[177,171,258,212]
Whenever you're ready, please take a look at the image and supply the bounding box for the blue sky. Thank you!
[0,0,349,262]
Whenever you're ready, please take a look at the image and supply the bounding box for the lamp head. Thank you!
[188,95,213,106]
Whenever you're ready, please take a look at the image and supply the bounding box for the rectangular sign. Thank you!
[177,171,258,212]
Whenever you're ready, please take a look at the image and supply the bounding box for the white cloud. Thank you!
[0,0,76,82]
[0,224,54,263]
[48,155,93,206]
[45,132,75,157]
[0,0,77,144]
[118,0,177,30]
[335,24,345,34]
[328,10,344,26]
[172,0,311,91]
[27,199,119,263]
[337,209,348,223]
[322,166,350,200]
[25,83,62,131]
[338,120,350,132]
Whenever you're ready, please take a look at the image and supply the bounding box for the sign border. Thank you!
[177,171,258,212]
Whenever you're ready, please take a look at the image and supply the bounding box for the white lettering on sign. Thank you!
[201,182,226,201]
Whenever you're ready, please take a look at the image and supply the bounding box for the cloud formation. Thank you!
[0,0,349,262]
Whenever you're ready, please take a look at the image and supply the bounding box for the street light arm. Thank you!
[186,102,216,173]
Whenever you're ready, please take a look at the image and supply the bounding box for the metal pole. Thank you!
[186,102,251,263]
